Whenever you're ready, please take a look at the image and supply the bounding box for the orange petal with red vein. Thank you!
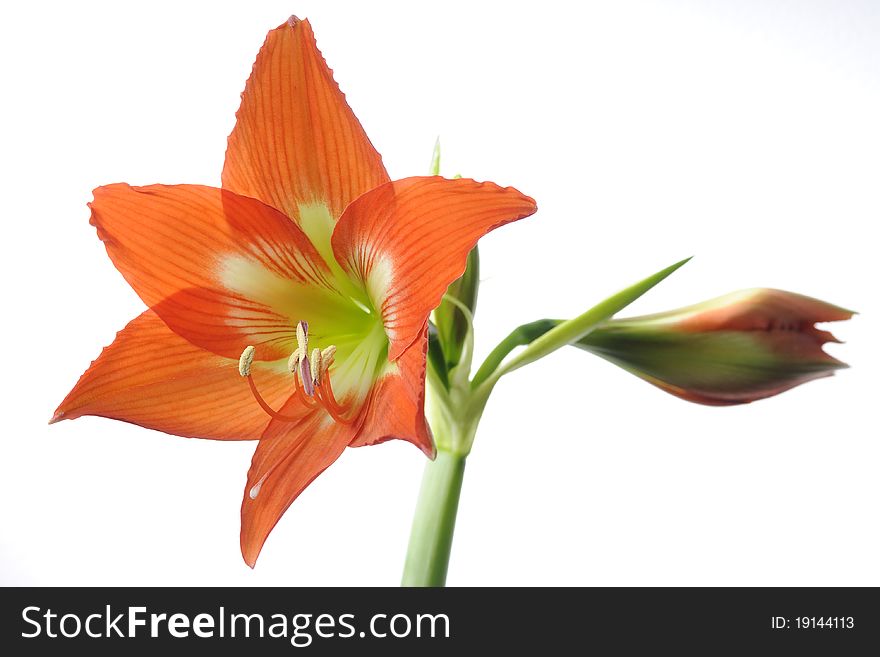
[89,183,333,361]
[52,310,291,440]
[676,288,854,335]
[240,399,361,567]
[350,324,434,457]
[332,176,537,360]
[223,16,389,224]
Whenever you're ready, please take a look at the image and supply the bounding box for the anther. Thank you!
[296,320,309,352]
[239,345,256,377]
[287,348,302,374]
[320,346,336,377]
[310,348,323,385]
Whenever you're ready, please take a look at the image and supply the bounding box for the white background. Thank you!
[1,0,878,586]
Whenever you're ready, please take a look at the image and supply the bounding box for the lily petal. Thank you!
[223,16,389,228]
[672,289,854,334]
[52,310,290,439]
[90,183,337,360]
[332,176,537,360]
[350,324,434,457]
[240,399,360,567]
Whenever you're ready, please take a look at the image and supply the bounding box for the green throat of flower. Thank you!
[230,202,391,427]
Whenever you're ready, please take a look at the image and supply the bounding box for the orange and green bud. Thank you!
[574,289,854,405]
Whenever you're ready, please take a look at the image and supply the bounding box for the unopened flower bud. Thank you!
[575,289,854,405]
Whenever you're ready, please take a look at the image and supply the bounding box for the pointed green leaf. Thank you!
[478,257,691,385]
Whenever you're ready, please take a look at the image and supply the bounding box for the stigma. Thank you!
[237,320,354,425]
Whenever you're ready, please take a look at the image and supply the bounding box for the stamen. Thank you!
[316,375,356,424]
[246,376,304,423]
[279,322,355,423]
[236,333,356,428]
[239,346,304,423]
[295,380,318,407]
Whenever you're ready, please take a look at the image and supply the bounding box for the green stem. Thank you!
[401,450,466,587]
[471,319,558,388]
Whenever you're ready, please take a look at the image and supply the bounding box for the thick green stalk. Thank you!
[401,450,466,587]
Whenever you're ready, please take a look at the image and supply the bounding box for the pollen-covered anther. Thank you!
[296,320,309,353]
[310,348,323,386]
[287,348,302,374]
[238,345,256,377]
[320,345,336,377]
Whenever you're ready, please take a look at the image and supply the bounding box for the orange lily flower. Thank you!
[52,17,536,567]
